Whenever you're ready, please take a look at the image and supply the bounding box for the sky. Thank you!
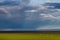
[0,0,60,31]
[0,0,60,4]
[31,0,60,4]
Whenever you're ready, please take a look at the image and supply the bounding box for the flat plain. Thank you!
[0,32,60,40]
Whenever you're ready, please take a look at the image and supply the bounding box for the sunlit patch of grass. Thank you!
[0,33,60,40]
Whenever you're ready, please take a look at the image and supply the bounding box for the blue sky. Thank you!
[31,0,60,4]
[0,0,60,4]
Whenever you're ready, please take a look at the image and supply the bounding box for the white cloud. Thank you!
[40,13,60,21]
[37,5,48,10]
[45,6,55,8]
[55,9,60,12]
[36,25,60,30]
[46,0,52,3]
[0,8,8,14]
[0,7,11,17]
[40,13,56,20]
[0,6,23,18]
[24,10,38,12]
[0,29,35,31]
[1,29,13,31]
[0,8,12,17]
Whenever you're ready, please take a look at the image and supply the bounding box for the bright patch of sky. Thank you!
[30,0,60,4]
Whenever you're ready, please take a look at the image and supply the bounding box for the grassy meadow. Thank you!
[0,33,60,40]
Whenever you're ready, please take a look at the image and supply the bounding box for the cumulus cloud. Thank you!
[24,10,38,12]
[55,9,60,12]
[37,4,48,10]
[0,7,12,19]
[40,13,60,21]
[40,14,56,20]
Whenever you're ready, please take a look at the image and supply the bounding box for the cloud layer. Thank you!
[37,25,60,31]
[0,0,60,30]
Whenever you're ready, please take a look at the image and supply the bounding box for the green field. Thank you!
[0,33,60,40]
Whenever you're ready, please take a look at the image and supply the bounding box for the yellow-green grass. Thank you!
[0,33,60,40]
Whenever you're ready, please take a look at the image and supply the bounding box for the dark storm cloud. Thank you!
[45,3,60,9]
[0,0,40,29]
[0,0,60,30]
[0,0,30,6]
